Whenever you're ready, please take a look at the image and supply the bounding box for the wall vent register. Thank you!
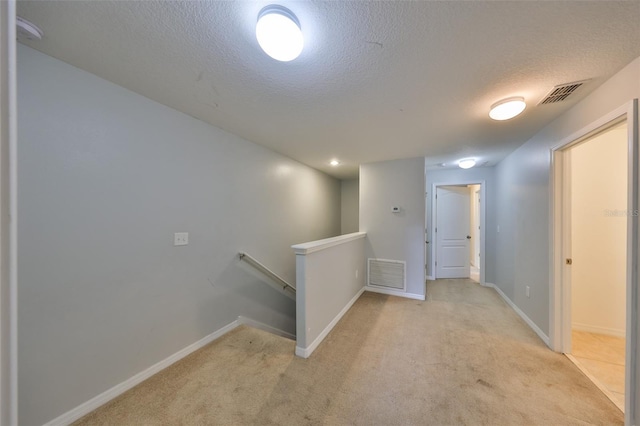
[368,258,406,290]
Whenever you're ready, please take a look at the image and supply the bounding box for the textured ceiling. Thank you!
[17,1,640,178]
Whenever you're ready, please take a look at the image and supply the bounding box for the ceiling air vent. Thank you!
[538,79,590,105]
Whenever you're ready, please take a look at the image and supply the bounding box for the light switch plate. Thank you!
[174,232,189,246]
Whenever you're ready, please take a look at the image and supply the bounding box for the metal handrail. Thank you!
[239,252,296,294]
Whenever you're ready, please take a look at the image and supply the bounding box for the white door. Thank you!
[436,186,470,278]
[473,190,481,267]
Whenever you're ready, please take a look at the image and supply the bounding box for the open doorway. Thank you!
[551,100,640,423]
[563,120,628,411]
[430,181,485,283]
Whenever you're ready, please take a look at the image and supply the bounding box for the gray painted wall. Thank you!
[1,2,15,423]
[341,179,359,234]
[494,56,640,338]
[425,167,497,283]
[17,45,341,425]
[360,158,426,296]
[294,234,365,353]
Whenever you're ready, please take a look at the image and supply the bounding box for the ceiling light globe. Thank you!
[459,159,476,169]
[330,160,340,166]
[256,6,304,62]
[489,97,526,121]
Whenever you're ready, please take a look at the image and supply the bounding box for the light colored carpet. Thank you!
[74,279,623,425]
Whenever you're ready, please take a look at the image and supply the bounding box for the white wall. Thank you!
[571,122,627,336]
[293,232,366,357]
[17,45,341,426]
[341,179,359,234]
[425,167,496,282]
[360,158,425,297]
[494,56,640,339]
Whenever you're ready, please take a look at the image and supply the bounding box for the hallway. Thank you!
[75,280,622,425]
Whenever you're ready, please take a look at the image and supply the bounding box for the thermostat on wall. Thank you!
[392,206,400,213]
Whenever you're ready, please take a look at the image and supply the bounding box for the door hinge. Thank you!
[566,258,573,265]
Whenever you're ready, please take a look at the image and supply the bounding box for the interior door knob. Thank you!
[466,235,471,239]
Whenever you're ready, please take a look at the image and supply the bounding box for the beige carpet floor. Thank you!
[74,279,623,425]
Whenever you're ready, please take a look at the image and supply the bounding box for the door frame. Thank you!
[430,180,486,283]
[472,188,481,268]
[0,1,18,424]
[550,100,638,424]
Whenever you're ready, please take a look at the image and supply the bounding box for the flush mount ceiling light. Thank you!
[256,5,304,62]
[330,159,340,166]
[489,97,526,121]
[458,159,476,169]
[16,16,43,40]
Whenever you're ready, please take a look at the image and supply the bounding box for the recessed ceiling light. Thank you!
[489,97,526,121]
[256,5,304,62]
[330,159,340,166]
[458,159,476,169]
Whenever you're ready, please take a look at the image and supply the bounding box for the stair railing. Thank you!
[238,252,296,298]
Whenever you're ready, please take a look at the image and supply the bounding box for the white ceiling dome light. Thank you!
[16,16,43,41]
[489,97,526,121]
[458,159,476,169]
[256,5,304,62]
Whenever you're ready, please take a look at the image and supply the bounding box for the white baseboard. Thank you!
[572,322,625,338]
[426,275,435,281]
[295,287,365,358]
[364,286,426,301]
[44,320,241,426]
[484,283,550,346]
[238,316,296,340]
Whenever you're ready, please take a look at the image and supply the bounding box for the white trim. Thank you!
[550,104,631,152]
[237,316,295,340]
[426,275,434,281]
[43,320,241,426]
[483,283,550,346]
[291,232,366,255]
[626,99,639,426]
[295,287,365,358]
[364,285,426,301]
[572,323,625,338]
[430,180,486,284]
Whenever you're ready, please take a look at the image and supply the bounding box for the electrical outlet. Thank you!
[174,232,189,246]
[526,286,530,298]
